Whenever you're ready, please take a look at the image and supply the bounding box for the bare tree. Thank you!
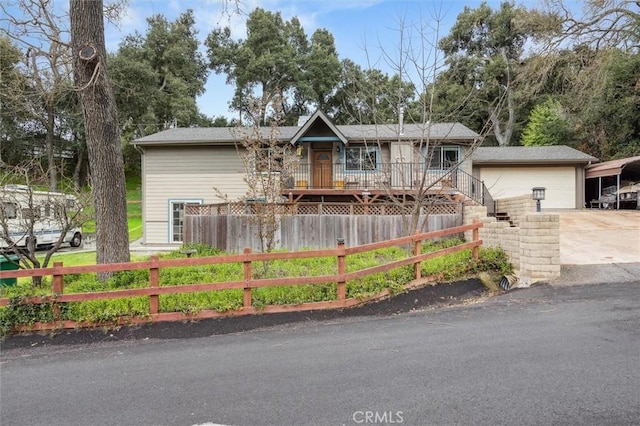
[214,95,299,255]
[351,10,491,235]
[70,0,130,268]
[543,0,640,50]
[0,0,76,191]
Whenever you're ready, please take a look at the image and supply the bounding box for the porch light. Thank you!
[336,145,341,153]
[532,187,546,212]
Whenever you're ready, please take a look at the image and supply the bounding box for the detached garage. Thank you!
[472,146,598,209]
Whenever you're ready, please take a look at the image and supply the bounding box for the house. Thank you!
[132,110,483,245]
[471,146,599,209]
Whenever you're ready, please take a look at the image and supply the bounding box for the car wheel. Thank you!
[70,232,82,248]
[26,236,37,252]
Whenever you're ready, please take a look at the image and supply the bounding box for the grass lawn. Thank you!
[40,249,150,267]
[82,176,143,243]
[26,177,145,268]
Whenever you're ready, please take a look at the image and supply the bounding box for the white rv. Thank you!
[0,185,83,250]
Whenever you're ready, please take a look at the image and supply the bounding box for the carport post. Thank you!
[617,174,620,210]
[598,178,602,200]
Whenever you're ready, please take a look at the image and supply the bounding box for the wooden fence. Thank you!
[0,222,482,333]
[184,203,463,252]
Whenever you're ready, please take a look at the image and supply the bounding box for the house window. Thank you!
[345,146,378,171]
[429,146,460,169]
[255,148,284,173]
[169,200,202,243]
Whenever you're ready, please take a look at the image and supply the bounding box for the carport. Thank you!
[585,155,640,209]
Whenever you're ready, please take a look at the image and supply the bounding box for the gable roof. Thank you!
[132,121,480,146]
[289,110,348,146]
[472,146,598,165]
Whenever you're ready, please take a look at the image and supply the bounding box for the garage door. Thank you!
[479,166,576,209]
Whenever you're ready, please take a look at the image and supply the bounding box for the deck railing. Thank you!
[287,162,452,191]
[284,162,491,208]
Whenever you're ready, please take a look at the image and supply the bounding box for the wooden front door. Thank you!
[313,151,333,189]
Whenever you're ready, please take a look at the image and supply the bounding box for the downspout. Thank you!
[134,144,146,244]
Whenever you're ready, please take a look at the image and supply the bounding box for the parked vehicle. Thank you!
[0,185,83,250]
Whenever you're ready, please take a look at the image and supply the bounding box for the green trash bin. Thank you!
[0,254,20,287]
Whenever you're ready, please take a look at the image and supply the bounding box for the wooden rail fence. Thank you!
[0,222,482,332]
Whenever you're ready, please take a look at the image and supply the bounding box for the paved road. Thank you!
[2,280,639,426]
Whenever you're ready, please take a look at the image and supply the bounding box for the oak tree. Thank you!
[70,0,130,266]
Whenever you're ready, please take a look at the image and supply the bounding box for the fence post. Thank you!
[337,238,346,300]
[472,220,480,261]
[243,248,252,309]
[413,230,421,280]
[149,255,160,316]
[52,261,64,319]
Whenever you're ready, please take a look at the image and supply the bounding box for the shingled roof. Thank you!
[472,146,598,165]
[132,122,480,146]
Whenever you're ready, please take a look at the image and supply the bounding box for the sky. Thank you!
[103,0,550,120]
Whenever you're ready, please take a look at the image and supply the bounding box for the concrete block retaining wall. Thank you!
[495,195,537,227]
[464,196,561,285]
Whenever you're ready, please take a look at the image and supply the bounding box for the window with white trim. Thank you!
[429,146,460,169]
[345,146,378,171]
[170,200,202,243]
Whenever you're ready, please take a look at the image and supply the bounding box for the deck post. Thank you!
[243,248,252,308]
[52,261,64,319]
[149,256,159,315]
[337,238,346,300]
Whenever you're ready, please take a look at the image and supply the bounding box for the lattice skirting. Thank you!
[185,202,461,217]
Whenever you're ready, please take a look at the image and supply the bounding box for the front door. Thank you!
[313,151,333,189]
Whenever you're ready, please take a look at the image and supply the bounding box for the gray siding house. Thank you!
[133,111,482,245]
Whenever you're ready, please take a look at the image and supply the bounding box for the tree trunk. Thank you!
[70,0,130,267]
[489,89,515,147]
[491,50,516,147]
[46,102,57,191]
[72,133,86,191]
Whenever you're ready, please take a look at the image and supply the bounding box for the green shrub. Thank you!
[475,246,513,275]
[61,297,149,323]
[253,283,336,308]
[109,269,150,289]
[0,296,55,336]
[160,290,243,314]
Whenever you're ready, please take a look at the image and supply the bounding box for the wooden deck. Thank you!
[282,187,463,204]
